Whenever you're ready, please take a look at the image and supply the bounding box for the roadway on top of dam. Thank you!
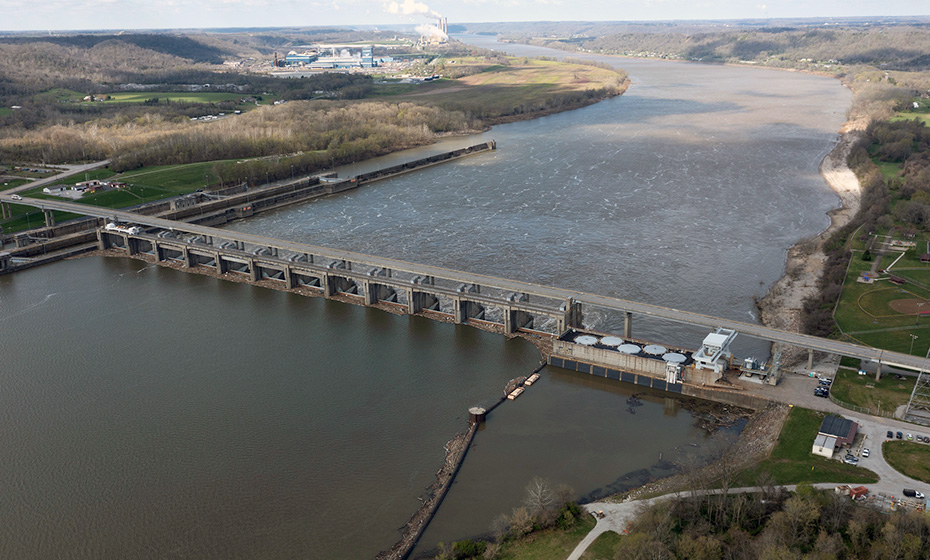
[6,193,930,373]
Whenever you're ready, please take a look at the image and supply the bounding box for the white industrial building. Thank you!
[692,328,737,374]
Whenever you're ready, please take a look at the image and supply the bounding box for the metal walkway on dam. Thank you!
[4,192,930,374]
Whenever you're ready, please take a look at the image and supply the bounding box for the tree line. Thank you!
[610,483,930,560]
[801,112,930,337]
[0,100,476,187]
[503,25,930,73]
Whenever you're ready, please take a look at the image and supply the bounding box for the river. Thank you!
[0,38,849,558]
[230,36,849,357]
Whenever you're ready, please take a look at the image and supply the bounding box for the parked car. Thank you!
[907,433,913,440]
[844,457,858,465]
[819,378,832,386]
[862,448,870,457]
[10,194,22,200]
[888,430,895,439]
[897,431,904,439]
[845,454,859,462]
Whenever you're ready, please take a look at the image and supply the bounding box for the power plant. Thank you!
[416,16,448,47]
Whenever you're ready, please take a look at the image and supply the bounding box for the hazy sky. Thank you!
[3,0,930,32]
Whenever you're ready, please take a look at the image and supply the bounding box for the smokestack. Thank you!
[443,17,448,35]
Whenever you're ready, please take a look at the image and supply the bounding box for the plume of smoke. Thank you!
[416,23,447,40]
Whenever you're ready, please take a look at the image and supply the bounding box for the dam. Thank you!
[4,188,929,392]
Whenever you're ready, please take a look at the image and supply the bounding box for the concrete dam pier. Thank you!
[97,224,579,336]
[86,215,930,382]
[5,135,930,403]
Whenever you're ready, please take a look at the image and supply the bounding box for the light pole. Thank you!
[910,334,919,355]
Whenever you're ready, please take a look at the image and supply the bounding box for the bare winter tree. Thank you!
[523,476,555,516]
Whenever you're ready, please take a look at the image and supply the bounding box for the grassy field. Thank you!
[375,57,625,121]
[0,209,84,234]
[32,88,86,103]
[891,111,930,126]
[833,240,930,356]
[104,92,246,104]
[830,368,916,413]
[498,515,596,560]
[874,160,903,181]
[579,530,622,560]
[118,161,228,190]
[2,160,234,234]
[1,178,32,189]
[734,406,878,486]
[882,441,930,483]
[0,107,13,117]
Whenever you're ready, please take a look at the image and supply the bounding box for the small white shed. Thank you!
[812,433,837,458]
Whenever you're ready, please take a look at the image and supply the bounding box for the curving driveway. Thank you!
[567,370,930,559]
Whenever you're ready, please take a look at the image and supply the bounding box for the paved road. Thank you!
[569,485,819,560]
[1,160,110,195]
[567,370,930,559]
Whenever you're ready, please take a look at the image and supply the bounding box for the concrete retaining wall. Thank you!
[549,355,771,410]
[552,339,668,376]
[549,355,684,394]
[680,385,772,410]
[11,231,99,257]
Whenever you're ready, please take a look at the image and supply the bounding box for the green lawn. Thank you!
[874,160,903,181]
[119,161,230,191]
[104,91,245,104]
[734,407,878,486]
[891,111,930,126]
[499,516,596,560]
[833,244,930,356]
[1,178,32,189]
[830,368,915,414]
[2,160,234,234]
[579,530,622,560]
[882,441,930,483]
[0,210,83,234]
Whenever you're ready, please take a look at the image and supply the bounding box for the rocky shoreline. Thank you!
[756,122,865,367]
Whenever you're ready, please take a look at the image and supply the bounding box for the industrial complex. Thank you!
[271,17,448,72]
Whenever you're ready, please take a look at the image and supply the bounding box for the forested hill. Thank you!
[0,34,229,64]
[581,27,930,71]
[462,19,930,72]
[0,34,235,94]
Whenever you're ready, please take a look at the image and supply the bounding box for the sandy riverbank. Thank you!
[756,121,866,366]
